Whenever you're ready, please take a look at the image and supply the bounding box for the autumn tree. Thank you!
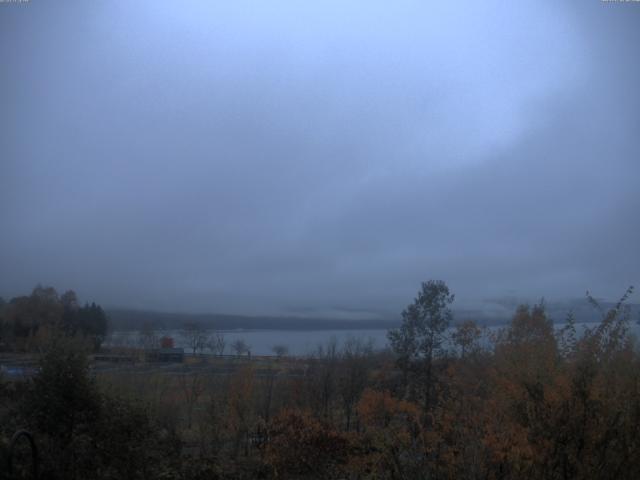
[89,395,181,479]
[546,287,640,479]
[483,296,638,479]
[556,310,578,358]
[354,389,424,479]
[338,336,373,431]
[265,409,350,479]
[228,365,255,458]
[178,368,207,429]
[201,376,229,457]
[3,287,108,352]
[494,302,557,386]
[306,337,340,421]
[451,319,483,358]
[4,285,63,349]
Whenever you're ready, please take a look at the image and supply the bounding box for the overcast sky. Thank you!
[1,1,639,318]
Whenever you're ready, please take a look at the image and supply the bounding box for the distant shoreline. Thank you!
[106,303,639,332]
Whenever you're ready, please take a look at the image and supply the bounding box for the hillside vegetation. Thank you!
[1,282,639,479]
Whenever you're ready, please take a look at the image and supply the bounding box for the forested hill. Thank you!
[106,298,640,331]
[106,309,398,331]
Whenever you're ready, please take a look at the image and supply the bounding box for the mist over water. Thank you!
[107,321,640,356]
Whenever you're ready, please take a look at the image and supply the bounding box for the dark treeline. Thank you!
[1,281,639,479]
[0,286,108,352]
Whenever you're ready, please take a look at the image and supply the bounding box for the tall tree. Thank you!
[387,280,454,416]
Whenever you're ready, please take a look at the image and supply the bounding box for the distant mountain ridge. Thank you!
[106,308,398,332]
[107,298,640,331]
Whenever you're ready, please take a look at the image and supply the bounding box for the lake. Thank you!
[107,328,390,356]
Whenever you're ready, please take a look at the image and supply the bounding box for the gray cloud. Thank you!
[1,0,639,317]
